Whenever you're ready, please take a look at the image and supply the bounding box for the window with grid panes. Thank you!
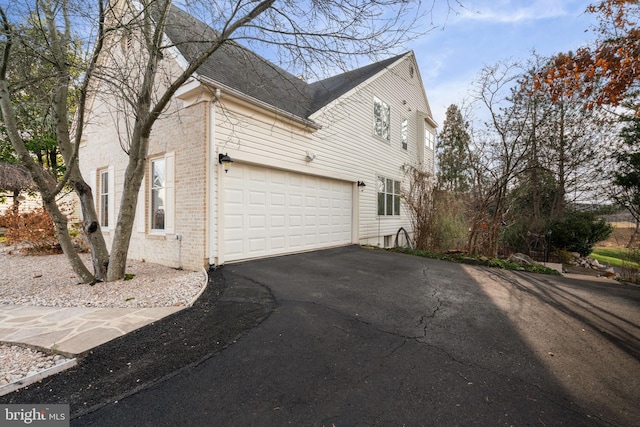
[377,176,401,216]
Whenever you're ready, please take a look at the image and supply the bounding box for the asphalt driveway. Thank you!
[69,246,639,426]
[6,247,640,427]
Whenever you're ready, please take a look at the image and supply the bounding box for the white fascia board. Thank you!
[126,0,194,77]
[406,51,437,126]
[425,115,438,129]
[162,32,195,76]
[175,78,205,101]
[198,75,321,131]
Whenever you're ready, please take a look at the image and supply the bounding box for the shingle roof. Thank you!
[164,6,406,120]
[307,53,407,114]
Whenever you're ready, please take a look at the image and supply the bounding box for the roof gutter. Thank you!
[197,75,322,131]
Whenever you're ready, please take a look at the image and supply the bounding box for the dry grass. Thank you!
[597,225,637,248]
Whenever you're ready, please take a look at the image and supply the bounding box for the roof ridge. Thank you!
[165,5,409,119]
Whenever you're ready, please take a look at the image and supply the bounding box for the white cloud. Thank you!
[454,0,580,24]
[423,74,475,127]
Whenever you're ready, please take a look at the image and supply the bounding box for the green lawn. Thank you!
[590,247,640,270]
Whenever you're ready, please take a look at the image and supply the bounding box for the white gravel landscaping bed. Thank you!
[0,250,206,391]
[0,252,204,308]
[0,345,72,388]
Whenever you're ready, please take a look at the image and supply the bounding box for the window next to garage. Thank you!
[377,176,401,216]
[149,152,175,234]
[373,96,390,141]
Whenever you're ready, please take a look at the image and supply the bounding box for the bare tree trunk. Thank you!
[40,0,110,281]
[0,79,95,283]
[628,220,639,248]
[11,188,19,213]
[552,103,567,221]
[69,168,110,279]
[52,83,110,279]
[43,193,95,283]
[107,131,148,281]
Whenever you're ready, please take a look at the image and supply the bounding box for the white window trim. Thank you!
[94,166,115,231]
[373,96,391,141]
[149,152,175,235]
[425,123,435,151]
[401,118,408,150]
[136,173,146,233]
[377,176,401,217]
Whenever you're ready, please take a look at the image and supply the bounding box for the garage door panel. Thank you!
[319,214,330,226]
[223,164,352,262]
[289,215,302,227]
[225,214,244,230]
[289,239,302,251]
[225,188,244,205]
[248,214,265,229]
[249,169,267,183]
[289,174,304,187]
[271,170,287,185]
[249,191,266,206]
[225,239,244,258]
[249,238,266,254]
[271,214,286,228]
[271,193,286,206]
[305,215,317,226]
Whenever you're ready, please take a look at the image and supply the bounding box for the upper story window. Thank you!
[401,118,408,150]
[373,96,390,141]
[425,124,435,151]
[377,176,401,216]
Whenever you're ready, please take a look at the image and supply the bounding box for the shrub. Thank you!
[0,207,58,252]
[402,167,467,251]
[550,211,613,257]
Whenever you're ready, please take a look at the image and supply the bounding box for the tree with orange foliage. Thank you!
[538,0,640,109]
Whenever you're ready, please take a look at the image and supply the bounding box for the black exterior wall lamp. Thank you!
[219,153,233,173]
[357,180,366,191]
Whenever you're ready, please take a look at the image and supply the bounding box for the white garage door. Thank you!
[223,164,353,262]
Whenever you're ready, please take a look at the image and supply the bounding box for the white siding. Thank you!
[214,53,434,252]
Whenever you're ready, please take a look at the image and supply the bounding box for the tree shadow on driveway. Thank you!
[12,246,637,426]
[75,246,630,426]
[464,266,640,427]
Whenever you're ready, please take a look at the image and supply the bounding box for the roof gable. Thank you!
[306,54,407,114]
[164,6,418,121]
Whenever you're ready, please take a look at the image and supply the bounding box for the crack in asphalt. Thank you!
[222,269,607,425]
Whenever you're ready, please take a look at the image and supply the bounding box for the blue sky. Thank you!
[409,0,600,127]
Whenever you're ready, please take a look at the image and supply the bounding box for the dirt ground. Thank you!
[598,225,637,248]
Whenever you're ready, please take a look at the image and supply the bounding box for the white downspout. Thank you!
[207,89,221,266]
